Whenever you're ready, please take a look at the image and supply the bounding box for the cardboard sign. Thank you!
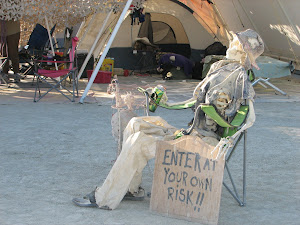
[150,136,225,225]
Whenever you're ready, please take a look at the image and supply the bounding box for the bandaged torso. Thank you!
[192,60,255,138]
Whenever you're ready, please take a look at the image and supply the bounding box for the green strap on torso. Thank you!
[200,105,249,128]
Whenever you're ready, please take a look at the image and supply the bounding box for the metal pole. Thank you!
[77,9,114,80]
[49,17,58,49]
[44,16,58,70]
[79,0,133,103]
[252,78,287,95]
[211,1,231,38]
[77,11,100,49]
[243,130,247,206]
[76,17,89,49]
[76,18,86,40]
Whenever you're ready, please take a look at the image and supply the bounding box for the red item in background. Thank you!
[87,70,111,83]
[124,69,129,77]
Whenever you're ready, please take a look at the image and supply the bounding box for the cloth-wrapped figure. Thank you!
[72,29,264,210]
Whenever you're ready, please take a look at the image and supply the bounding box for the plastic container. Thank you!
[87,70,112,83]
[100,58,114,73]
[47,51,53,65]
[124,69,129,77]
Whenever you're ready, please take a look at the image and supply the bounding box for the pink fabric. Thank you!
[38,69,71,78]
[38,60,71,63]
[36,37,79,78]
[69,37,79,70]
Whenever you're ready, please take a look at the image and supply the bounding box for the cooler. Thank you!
[87,70,112,83]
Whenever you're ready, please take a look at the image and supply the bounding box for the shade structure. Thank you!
[0,0,125,29]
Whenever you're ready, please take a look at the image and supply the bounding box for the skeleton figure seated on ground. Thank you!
[72,29,264,210]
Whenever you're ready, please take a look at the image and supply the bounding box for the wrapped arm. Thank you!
[158,97,197,110]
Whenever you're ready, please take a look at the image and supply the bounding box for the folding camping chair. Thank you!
[62,27,73,57]
[33,37,79,102]
[19,23,56,77]
[131,37,159,75]
[140,88,252,207]
[250,56,294,96]
[0,57,8,86]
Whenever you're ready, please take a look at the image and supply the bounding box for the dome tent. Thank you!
[15,0,295,103]
[77,0,299,69]
[77,0,218,69]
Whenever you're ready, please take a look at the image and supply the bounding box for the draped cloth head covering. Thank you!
[233,29,264,70]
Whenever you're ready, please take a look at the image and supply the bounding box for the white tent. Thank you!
[77,0,299,70]
[4,0,298,101]
[213,0,300,65]
[77,0,299,102]
[77,0,218,68]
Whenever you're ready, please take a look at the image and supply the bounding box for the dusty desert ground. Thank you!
[0,74,299,225]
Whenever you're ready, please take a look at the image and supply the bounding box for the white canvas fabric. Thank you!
[95,116,177,209]
[111,109,137,142]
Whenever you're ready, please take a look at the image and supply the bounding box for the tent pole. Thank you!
[49,17,58,49]
[77,9,114,80]
[185,1,220,42]
[77,12,97,49]
[211,1,231,38]
[45,16,58,70]
[79,0,133,103]
[76,18,87,48]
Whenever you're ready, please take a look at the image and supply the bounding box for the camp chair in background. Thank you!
[0,57,8,86]
[62,27,73,57]
[131,37,159,74]
[33,37,79,102]
[251,56,294,96]
[19,23,56,76]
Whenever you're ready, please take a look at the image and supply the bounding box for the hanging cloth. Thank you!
[138,13,153,44]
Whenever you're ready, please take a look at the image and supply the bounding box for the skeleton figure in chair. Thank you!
[72,29,264,210]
